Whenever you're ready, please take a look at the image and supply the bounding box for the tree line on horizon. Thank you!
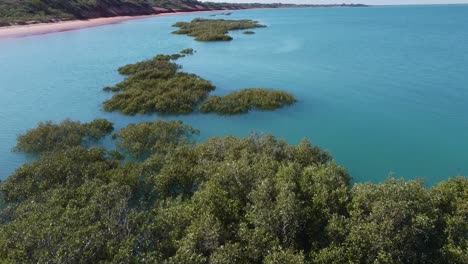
[0,0,366,26]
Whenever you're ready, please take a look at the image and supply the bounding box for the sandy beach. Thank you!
[0,10,229,39]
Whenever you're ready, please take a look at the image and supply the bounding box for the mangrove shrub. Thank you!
[200,88,296,115]
[103,52,215,115]
[172,18,266,41]
[115,120,199,158]
[0,129,467,263]
[14,118,113,154]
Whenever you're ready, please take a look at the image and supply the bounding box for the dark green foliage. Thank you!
[1,147,119,203]
[200,88,296,115]
[180,48,195,55]
[1,124,466,263]
[85,118,115,139]
[14,118,113,154]
[313,179,446,263]
[104,54,295,116]
[117,54,180,76]
[243,30,255,34]
[172,18,266,41]
[431,177,468,263]
[103,54,215,115]
[115,120,199,158]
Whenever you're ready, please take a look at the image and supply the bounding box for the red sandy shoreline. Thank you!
[0,10,234,39]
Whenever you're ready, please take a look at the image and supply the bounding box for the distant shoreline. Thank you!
[0,5,368,40]
[0,10,234,39]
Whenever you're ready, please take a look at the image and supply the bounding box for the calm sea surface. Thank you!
[1,5,467,184]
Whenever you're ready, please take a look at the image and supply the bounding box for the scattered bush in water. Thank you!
[180,48,195,55]
[1,129,466,263]
[117,54,181,76]
[200,88,296,115]
[243,30,255,34]
[14,119,113,154]
[115,120,199,159]
[103,52,215,115]
[172,18,266,41]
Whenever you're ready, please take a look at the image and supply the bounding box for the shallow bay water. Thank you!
[1,5,468,184]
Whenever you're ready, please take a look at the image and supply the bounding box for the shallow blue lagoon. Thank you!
[1,5,468,184]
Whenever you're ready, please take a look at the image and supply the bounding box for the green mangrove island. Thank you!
[103,50,296,115]
[103,50,215,115]
[201,88,296,115]
[172,18,266,41]
[0,119,466,263]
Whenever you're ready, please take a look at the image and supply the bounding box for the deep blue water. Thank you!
[1,5,468,184]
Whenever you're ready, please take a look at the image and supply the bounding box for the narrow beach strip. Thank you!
[0,10,231,39]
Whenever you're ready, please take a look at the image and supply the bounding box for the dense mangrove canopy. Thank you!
[115,120,199,158]
[14,118,113,154]
[1,119,466,263]
[103,50,215,115]
[200,88,296,115]
[172,18,266,41]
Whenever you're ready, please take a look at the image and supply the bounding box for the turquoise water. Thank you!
[1,5,468,184]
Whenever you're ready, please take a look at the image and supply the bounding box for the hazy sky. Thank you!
[205,0,468,5]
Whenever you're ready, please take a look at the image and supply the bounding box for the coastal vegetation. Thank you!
[203,2,367,10]
[209,12,232,17]
[0,0,154,25]
[172,18,266,41]
[0,119,466,263]
[14,118,113,154]
[200,88,296,114]
[243,30,255,34]
[0,0,366,26]
[103,50,215,115]
[180,48,195,55]
[103,52,296,116]
[115,120,199,158]
[2,3,461,264]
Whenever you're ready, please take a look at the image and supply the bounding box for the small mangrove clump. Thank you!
[115,120,199,159]
[14,119,114,154]
[243,30,255,34]
[200,88,296,115]
[103,49,215,115]
[180,48,195,55]
[172,18,266,41]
